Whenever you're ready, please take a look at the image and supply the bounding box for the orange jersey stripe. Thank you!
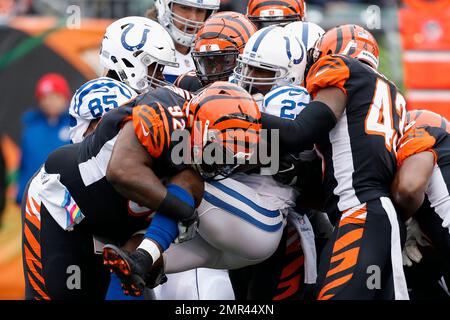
[317,273,353,300]
[327,247,360,278]
[306,55,350,98]
[27,273,50,300]
[25,208,41,231]
[280,255,304,279]
[273,274,302,300]
[24,245,45,285]
[24,224,41,259]
[332,228,364,253]
[397,127,438,167]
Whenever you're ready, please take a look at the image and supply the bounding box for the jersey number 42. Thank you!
[365,79,406,153]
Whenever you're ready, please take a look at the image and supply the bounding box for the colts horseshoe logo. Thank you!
[284,36,305,65]
[121,23,151,51]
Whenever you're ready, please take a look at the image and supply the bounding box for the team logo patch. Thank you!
[121,23,151,51]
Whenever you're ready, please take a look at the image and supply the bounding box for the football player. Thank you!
[262,24,409,300]
[175,11,258,92]
[149,0,220,83]
[233,25,306,100]
[69,16,177,144]
[392,110,450,298]
[227,21,327,300]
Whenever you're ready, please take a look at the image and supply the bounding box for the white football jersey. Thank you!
[163,49,195,84]
[234,85,312,205]
[69,77,137,143]
[262,85,310,119]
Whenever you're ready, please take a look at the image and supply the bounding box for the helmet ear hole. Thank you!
[122,58,134,68]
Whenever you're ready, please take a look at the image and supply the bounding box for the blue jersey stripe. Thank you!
[209,181,280,218]
[203,191,283,232]
[252,26,276,53]
[74,80,133,115]
[264,87,309,108]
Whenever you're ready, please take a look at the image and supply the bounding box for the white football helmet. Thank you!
[284,21,325,51]
[155,0,220,48]
[233,26,307,94]
[99,16,178,93]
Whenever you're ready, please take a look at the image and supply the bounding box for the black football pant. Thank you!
[315,197,407,300]
[21,182,110,300]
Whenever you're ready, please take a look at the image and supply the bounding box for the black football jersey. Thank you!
[44,86,191,241]
[306,54,407,215]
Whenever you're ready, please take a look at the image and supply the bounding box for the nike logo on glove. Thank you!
[140,120,150,137]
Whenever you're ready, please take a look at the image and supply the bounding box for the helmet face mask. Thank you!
[191,11,258,86]
[233,26,306,94]
[186,82,262,181]
[156,0,220,47]
[192,50,240,85]
[234,57,289,95]
[145,62,169,89]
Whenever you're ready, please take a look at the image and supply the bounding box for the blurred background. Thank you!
[0,0,449,299]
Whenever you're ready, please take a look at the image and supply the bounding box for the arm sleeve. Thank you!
[262,100,337,153]
[132,104,169,159]
[397,127,438,167]
[0,140,6,214]
[306,55,351,99]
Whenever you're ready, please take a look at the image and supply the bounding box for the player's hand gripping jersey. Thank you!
[306,54,406,216]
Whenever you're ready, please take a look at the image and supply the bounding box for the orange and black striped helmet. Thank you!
[186,81,261,180]
[308,24,380,70]
[246,0,305,29]
[406,109,450,133]
[192,11,257,85]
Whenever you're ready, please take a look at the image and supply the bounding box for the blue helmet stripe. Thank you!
[252,26,276,53]
[302,22,309,49]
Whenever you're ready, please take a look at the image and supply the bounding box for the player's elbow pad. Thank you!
[262,101,337,153]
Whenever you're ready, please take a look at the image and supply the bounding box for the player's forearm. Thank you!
[391,187,424,220]
[107,161,166,210]
[108,163,198,223]
[391,174,426,220]
[262,100,337,153]
[392,152,435,220]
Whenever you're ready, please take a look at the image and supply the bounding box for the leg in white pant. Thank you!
[164,193,285,273]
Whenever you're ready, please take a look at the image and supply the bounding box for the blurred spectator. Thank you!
[16,73,71,204]
[0,139,5,228]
